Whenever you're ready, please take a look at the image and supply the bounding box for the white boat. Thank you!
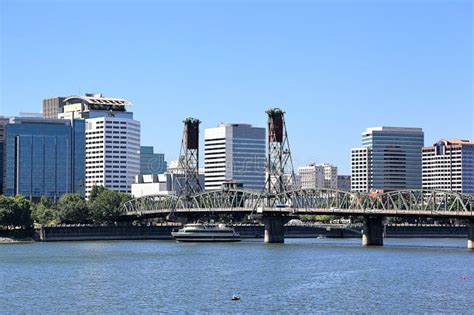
[171,223,241,242]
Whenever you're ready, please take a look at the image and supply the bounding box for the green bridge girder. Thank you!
[122,189,474,219]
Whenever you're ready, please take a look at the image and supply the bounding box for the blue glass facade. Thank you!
[3,117,85,200]
[462,145,474,194]
[140,146,167,175]
[362,128,424,191]
[0,142,3,195]
[231,127,266,191]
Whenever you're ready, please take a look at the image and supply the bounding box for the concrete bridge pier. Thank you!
[362,216,384,246]
[468,219,474,250]
[262,215,291,243]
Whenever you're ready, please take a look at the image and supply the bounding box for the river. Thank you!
[1,238,473,313]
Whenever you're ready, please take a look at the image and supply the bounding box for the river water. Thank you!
[1,238,473,314]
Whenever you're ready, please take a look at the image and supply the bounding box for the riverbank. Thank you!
[31,224,469,242]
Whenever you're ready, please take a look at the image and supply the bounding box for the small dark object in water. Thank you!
[231,295,240,301]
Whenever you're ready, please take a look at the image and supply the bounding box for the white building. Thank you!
[323,163,338,189]
[422,139,474,194]
[131,173,205,198]
[58,93,140,198]
[204,123,265,191]
[298,164,324,189]
[351,147,371,192]
[298,163,338,190]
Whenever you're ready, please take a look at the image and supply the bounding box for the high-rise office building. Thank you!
[54,93,140,198]
[337,175,351,191]
[42,97,66,119]
[204,123,265,191]
[351,147,371,192]
[422,139,474,194]
[0,117,10,195]
[351,127,424,192]
[298,163,338,189]
[1,116,85,200]
[140,146,167,175]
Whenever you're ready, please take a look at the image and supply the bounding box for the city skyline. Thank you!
[1,0,472,175]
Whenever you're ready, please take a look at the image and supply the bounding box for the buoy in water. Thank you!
[231,295,240,301]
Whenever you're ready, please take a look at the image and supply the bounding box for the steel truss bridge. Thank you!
[122,109,474,247]
[121,188,474,248]
[122,188,473,218]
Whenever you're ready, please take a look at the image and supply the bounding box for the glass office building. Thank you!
[205,123,266,191]
[140,146,167,175]
[2,117,85,200]
[352,127,424,192]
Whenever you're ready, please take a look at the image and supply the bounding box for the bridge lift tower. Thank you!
[260,108,297,243]
[265,108,297,199]
[177,117,202,198]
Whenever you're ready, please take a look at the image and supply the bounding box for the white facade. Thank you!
[298,163,338,190]
[322,163,338,189]
[422,140,474,194]
[298,164,325,189]
[351,147,370,192]
[57,94,141,199]
[204,123,265,191]
[131,173,205,198]
[131,174,173,198]
[85,117,140,198]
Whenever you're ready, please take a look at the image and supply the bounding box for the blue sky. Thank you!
[1,0,472,174]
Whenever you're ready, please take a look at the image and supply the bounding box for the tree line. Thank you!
[0,186,132,228]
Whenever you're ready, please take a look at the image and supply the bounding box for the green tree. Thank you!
[12,195,33,227]
[0,195,32,228]
[0,196,15,227]
[89,185,108,202]
[32,195,59,225]
[89,188,130,224]
[57,194,89,224]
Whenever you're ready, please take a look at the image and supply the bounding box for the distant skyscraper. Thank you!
[298,163,338,189]
[204,123,265,191]
[140,146,167,175]
[1,116,85,200]
[0,117,10,195]
[337,175,351,191]
[422,139,474,194]
[42,97,66,119]
[54,93,140,198]
[351,127,424,192]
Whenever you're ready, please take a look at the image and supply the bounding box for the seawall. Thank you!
[33,224,469,242]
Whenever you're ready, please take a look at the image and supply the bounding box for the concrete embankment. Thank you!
[32,224,469,242]
[35,224,357,241]
[385,225,468,238]
[36,224,179,241]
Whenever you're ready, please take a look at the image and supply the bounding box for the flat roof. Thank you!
[364,126,423,133]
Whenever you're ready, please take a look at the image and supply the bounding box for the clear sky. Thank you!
[1,0,472,174]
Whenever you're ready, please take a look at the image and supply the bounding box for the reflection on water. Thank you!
[1,238,473,313]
